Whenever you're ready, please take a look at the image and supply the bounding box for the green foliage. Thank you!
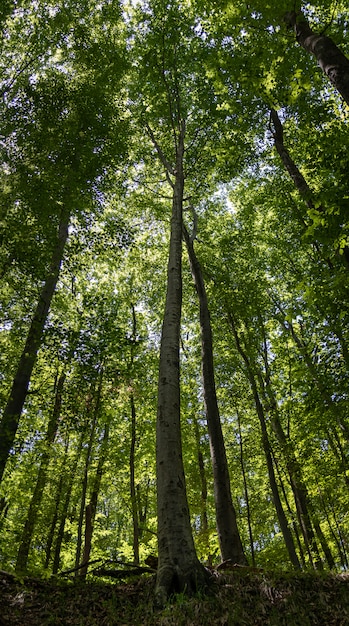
[1,0,349,592]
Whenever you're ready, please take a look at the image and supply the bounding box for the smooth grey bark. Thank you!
[285,11,349,106]
[183,225,247,565]
[270,108,349,269]
[0,206,70,483]
[15,372,65,573]
[154,120,208,605]
[228,309,301,569]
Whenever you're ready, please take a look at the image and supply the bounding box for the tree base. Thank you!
[154,561,211,608]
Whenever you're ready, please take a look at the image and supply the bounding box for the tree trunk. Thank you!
[183,224,246,565]
[155,120,208,605]
[270,107,349,269]
[129,305,140,565]
[227,309,301,569]
[237,410,255,567]
[45,435,70,569]
[0,206,70,483]
[130,393,140,565]
[285,11,349,105]
[15,372,65,573]
[80,420,110,577]
[75,375,102,575]
[257,318,322,568]
[193,414,209,559]
[52,430,84,574]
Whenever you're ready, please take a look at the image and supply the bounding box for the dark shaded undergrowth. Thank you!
[1,567,349,625]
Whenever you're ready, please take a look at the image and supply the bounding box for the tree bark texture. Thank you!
[155,121,208,605]
[183,225,247,565]
[0,206,70,483]
[285,11,349,106]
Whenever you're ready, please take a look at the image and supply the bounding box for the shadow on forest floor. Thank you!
[1,567,349,625]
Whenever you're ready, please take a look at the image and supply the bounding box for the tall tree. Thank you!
[183,223,247,565]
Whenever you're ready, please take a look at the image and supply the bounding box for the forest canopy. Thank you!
[0,0,349,604]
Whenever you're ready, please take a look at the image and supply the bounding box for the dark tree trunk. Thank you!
[257,318,322,568]
[155,120,208,606]
[0,207,70,483]
[130,393,140,565]
[237,410,255,567]
[193,415,209,558]
[227,310,300,569]
[270,107,349,269]
[285,11,349,105]
[52,431,84,574]
[129,305,140,565]
[45,435,70,569]
[183,225,246,565]
[16,372,65,573]
[75,375,102,575]
[79,420,109,578]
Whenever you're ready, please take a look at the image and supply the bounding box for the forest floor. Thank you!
[1,566,349,625]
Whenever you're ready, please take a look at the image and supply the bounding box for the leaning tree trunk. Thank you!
[227,309,301,569]
[285,10,349,105]
[269,108,349,269]
[15,371,66,573]
[0,206,70,483]
[257,319,322,568]
[183,224,247,565]
[155,120,208,606]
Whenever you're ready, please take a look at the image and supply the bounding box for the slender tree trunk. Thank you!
[237,410,255,567]
[52,430,84,574]
[129,305,140,565]
[75,375,102,575]
[80,419,110,577]
[272,449,306,567]
[130,393,140,565]
[155,120,208,605]
[227,310,300,569]
[272,297,349,442]
[183,225,247,565]
[15,372,65,573]
[257,320,322,567]
[193,414,209,559]
[285,11,349,105]
[270,108,349,268]
[45,435,70,569]
[0,206,70,483]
